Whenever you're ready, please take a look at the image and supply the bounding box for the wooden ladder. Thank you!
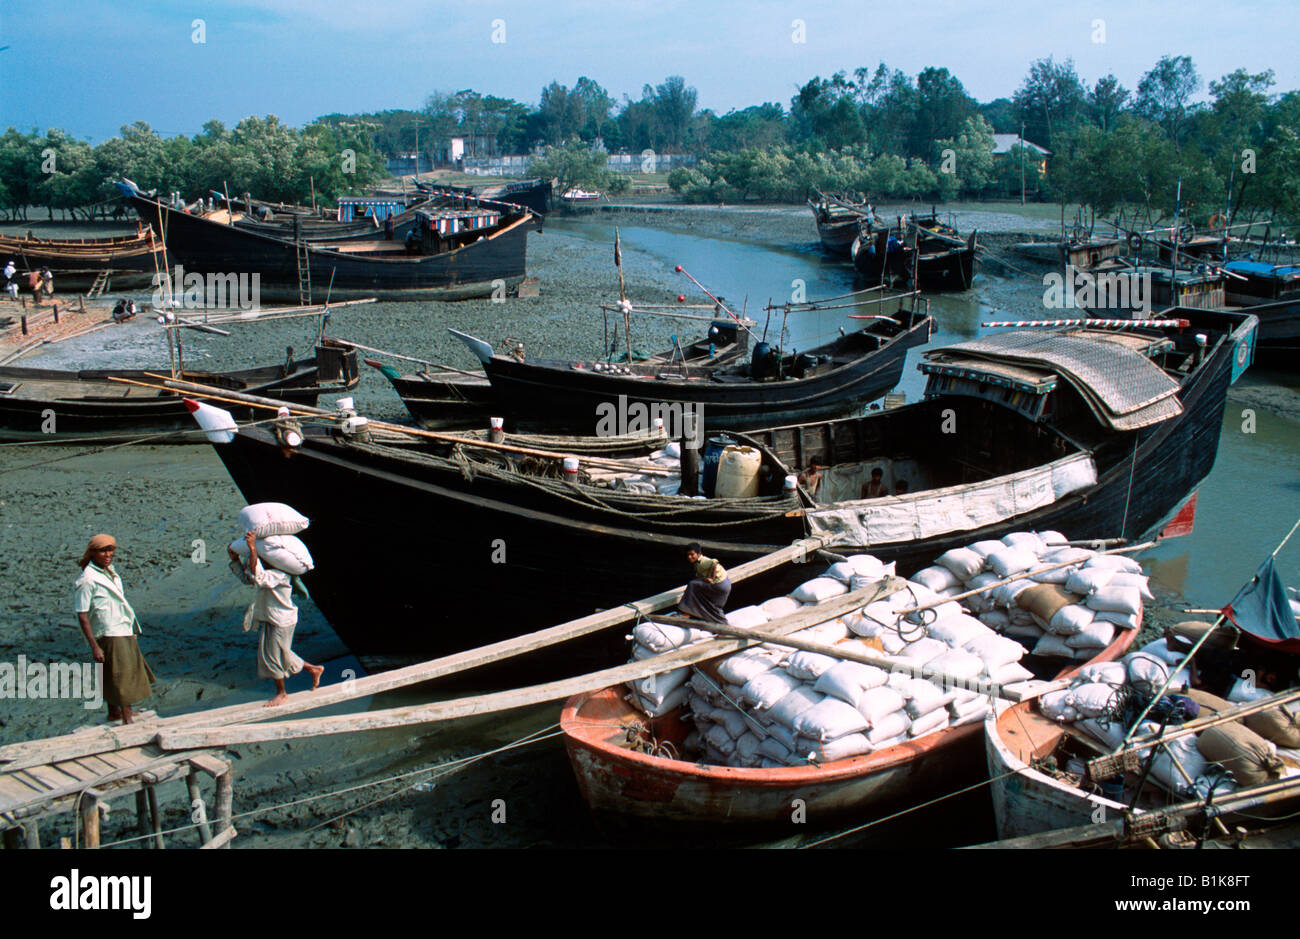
[295,239,311,306]
[86,270,110,298]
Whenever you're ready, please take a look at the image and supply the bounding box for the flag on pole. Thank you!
[1221,555,1300,651]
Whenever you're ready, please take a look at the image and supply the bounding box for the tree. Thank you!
[936,115,996,197]
[529,140,618,202]
[572,76,615,142]
[1089,75,1129,132]
[706,104,786,152]
[651,76,698,151]
[911,67,979,157]
[1134,55,1201,145]
[1013,57,1087,151]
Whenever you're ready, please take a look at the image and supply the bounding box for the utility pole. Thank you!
[1020,121,1026,206]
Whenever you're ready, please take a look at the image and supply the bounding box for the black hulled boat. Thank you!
[197,308,1255,658]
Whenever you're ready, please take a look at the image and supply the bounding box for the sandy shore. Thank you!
[0,202,1288,850]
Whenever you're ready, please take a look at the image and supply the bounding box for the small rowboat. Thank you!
[561,614,1137,836]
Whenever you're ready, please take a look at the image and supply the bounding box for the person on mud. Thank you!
[679,542,732,624]
[74,534,155,725]
[228,531,323,706]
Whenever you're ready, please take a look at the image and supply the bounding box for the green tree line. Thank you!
[0,116,386,220]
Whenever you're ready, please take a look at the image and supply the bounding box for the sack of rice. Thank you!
[1039,689,1078,722]
[1149,733,1207,795]
[1075,717,1126,750]
[1002,621,1045,641]
[1069,681,1119,718]
[715,708,754,740]
[1124,651,1171,689]
[629,666,689,701]
[894,637,950,668]
[866,711,912,743]
[991,579,1036,609]
[964,633,1025,671]
[761,596,803,620]
[630,684,688,718]
[911,565,963,593]
[979,609,1010,628]
[969,539,1009,558]
[1064,619,1116,650]
[1106,571,1154,601]
[228,534,314,576]
[878,629,909,655]
[703,723,737,756]
[846,554,891,579]
[792,619,851,645]
[1038,530,1069,546]
[901,678,952,718]
[989,661,1035,686]
[1002,531,1049,555]
[849,571,894,592]
[926,613,992,648]
[1094,610,1140,630]
[1047,603,1096,636]
[1042,546,1094,566]
[1196,723,1286,787]
[764,720,798,751]
[794,697,872,741]
[734,731,763,766]
[765,686,825,727]
[950,695,992,722]
[1085,585,1143,616]
[792,577,849,604]
[962,572,1002,613]
[783,650,841,681]
[813,661,889,707]
[742,670,804,709]
[925,647,986,681]
[907,707,950,738]
[725,605,769,629]
[238,502,309,538]
[758,736,793,764]
[1066,567,1113,596]
[634,622,707,652]
[1033,633,1076,659]
[1243,702,1300,749]
[936,547,985,581]
[799,733,873,763]
[857,685,907,723]
[716,651,779,686]
[986,546,1039,578]
[1017,583,1076,625]
[1075,661,1128,686]
[824,561,858,584]
[1084,554,1142,574]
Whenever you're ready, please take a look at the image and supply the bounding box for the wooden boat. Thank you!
[1012,237,1122,272]
[559,188,603,213]
[808,190,869,258]
[0,339,359,442]
[851,213,976,291]
[414,178,553,217]
[118,181,535,303]
[366,317,754,430]
[447,305,933,432]
[194,307,1255,658]
[562,617,1138,835]
[216,195,434,243]
[985,644,1300,847]
[0,229,167,292]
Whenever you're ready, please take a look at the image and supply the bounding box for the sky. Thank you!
[1,0,1294,143]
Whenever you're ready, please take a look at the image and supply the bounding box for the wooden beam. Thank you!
[0,537,833,771]
[79,791,101,849]
[214,772,233,847]
[145,784,165,849]
[200,827,237,849]
[155,576,901,749]
[186,771,213,846]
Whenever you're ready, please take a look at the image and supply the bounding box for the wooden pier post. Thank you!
[79,790,101,849]
[186,771,213,846]
[144,784,165,849]
[214,771,233,847]
[135,790,150,847]
[20,315,27,335]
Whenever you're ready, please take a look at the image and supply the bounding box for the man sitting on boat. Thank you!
[862,466,887,498]
[680,543,731,624]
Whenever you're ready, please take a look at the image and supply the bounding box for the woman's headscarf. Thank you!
[78,533,116,569]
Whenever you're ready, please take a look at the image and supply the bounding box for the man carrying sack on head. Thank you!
[74,534,155,724]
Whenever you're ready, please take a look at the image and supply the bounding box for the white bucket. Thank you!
[562,456,580,476]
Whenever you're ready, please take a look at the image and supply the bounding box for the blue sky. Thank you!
[2,0,1293,142]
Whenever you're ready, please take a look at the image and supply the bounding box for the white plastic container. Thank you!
[562,456,580,476]
[714,445,761,498]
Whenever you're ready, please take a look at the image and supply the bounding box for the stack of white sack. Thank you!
[228,502,314,576]
[922,532,1149,661]
[1029,640,1300,797]
[628,553,1022,768]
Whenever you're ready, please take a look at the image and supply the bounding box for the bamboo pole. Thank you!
[186,771,213,845]
[0,537,834,771]
[79,790,101,849]
[153,575,902,750]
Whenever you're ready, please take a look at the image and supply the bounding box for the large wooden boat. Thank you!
[195,308,1255,658]
[118,182,535,303]
[1012,236,1123,272]
[414,178,553,217]
[808,191,869,258]
[366,317,754,430]
[0,339,358,442]
[447,305,933,432]
[0,229,167,292]
[214,194,434,243]
[562,621,1137,836]
[851,213,976,291]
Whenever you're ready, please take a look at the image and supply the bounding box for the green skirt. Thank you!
[100,635,156,707]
